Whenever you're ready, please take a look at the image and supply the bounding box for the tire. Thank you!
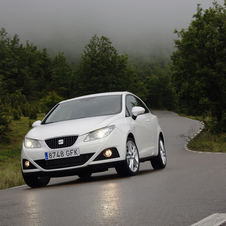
[22,173,50,188]
[77,171,92,179]
[151,136,167,169]
[115,137,140,176]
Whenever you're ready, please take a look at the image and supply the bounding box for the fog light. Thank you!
[103,149,112,158]
[24,160,30,168]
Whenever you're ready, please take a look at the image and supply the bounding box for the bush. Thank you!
[29,107,37,120]
[0,101,12,139]
[12,109,20,120]
[203,113,226,134]
[22,102,31,117]
[40,91,63,114]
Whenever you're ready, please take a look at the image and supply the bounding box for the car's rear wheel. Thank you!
[151,136,167,169]
[115,137,140,176]
[22,173,50,188]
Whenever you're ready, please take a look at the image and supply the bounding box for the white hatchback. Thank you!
[21,92,167,188]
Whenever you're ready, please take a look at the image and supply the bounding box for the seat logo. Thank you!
[58,139,64,145]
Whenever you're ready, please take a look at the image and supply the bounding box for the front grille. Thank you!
[45,136,78,149]
[35,153,94,169]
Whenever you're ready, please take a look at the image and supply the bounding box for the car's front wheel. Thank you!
[151,136,167,169]
[115,137,140,176]
[22,173,50,188]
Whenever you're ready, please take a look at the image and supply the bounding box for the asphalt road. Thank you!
[1,111,226,226]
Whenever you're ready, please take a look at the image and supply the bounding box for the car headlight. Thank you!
[24,138,41,148]
[84,125,116,142]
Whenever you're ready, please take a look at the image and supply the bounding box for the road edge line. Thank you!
[190,213,226,226]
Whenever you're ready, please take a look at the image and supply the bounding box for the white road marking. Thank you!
[191,213,226,226]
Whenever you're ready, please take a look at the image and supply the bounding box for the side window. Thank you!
[126,95,137,116]
[126,95,149,117]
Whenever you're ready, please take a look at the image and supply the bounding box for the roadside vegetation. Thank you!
[0,115,44,190]
[182,114,226,153]
[187,131,226,153]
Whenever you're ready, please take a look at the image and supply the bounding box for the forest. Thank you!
[0,27,175,139]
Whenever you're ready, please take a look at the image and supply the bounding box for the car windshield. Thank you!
[43,95,122,124]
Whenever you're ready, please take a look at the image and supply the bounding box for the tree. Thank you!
[48,52,72,98]
[73,35,137,96]
[0,28,54,99]
[171,1,226,133]
[0,28,19,94]
[145,74,175,110]
[0,98,11,140]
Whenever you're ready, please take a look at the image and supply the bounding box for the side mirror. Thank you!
[131,106,145,120]
[32,120,41,127]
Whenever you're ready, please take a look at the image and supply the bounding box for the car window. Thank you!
[126,95,149,117]
[43,95,122,124]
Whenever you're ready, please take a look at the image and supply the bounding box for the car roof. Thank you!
[60,91,132,104]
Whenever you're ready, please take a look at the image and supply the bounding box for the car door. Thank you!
[126,95,156,158]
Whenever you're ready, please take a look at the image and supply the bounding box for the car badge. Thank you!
[58,139,64,145]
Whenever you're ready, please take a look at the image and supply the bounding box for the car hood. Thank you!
[26,114,121,140]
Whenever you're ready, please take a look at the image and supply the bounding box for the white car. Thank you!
[21,92,167,188]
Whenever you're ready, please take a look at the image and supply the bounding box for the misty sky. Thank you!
[1,0,225,56]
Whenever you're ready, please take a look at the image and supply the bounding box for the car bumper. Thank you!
[21,128,127,177]
[21,160,125,177]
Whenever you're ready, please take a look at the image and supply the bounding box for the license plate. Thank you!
[45,148,80,160]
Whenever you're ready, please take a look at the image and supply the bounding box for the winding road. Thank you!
[1,111,226,226]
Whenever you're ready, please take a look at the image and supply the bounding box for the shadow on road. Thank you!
[23,168,156,189]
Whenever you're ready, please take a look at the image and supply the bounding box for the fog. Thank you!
[1,0,225,58]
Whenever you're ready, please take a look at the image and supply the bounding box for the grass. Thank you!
[181,114,226,153]
[0,114,44,190]
[187,131,226,153]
